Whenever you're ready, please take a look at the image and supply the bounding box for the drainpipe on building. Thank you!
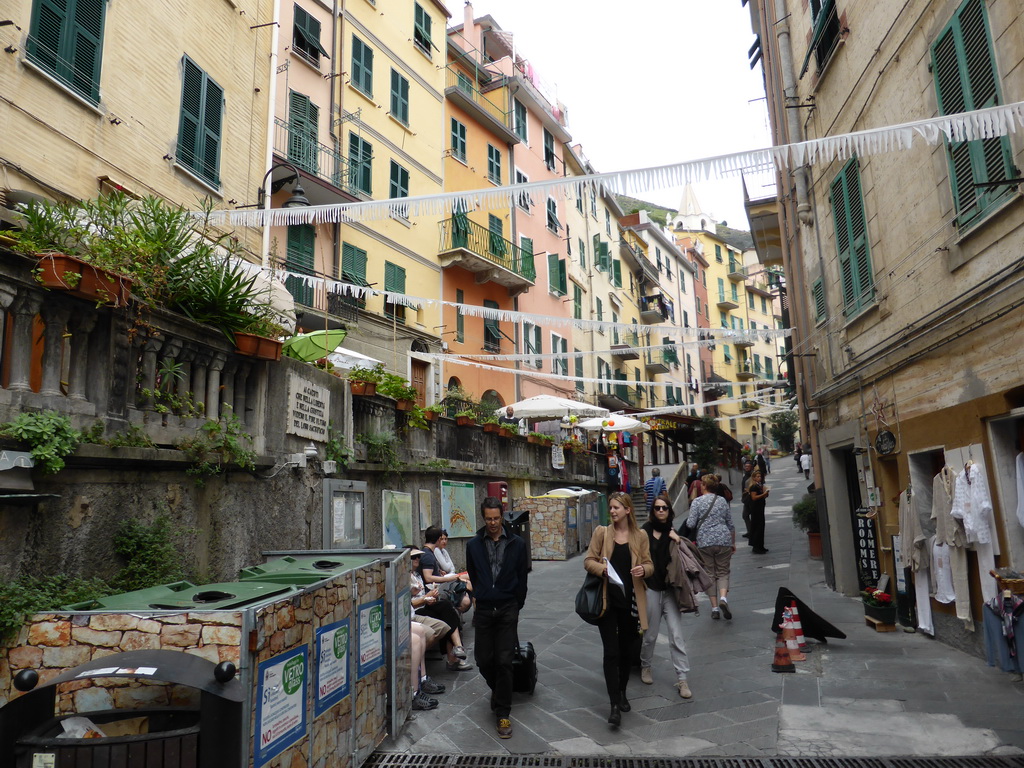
[260,1,283,268]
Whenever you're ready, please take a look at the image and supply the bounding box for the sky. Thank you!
[460,0,775,229]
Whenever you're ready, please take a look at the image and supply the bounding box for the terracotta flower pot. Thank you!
[233,332,283,361]
[482,422,500,434]
[349,380,377,396]
[424,410,439,422]
[396,399,414,411]
[35,254,132,306]
[455,415,475,427]
[499,427,512,438]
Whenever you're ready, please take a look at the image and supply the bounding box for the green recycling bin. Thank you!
[62,581,198,611]
[142,581,302,610]
[239,555,378,585]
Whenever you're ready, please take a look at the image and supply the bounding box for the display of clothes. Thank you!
[898,485,934,635]
[952,461,994,545]
[982,593,1024,675]
[932,466,973,629]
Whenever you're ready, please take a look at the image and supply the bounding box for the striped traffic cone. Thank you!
[771,630,795,673]
[782,609,806,661]
[789,600,809,651]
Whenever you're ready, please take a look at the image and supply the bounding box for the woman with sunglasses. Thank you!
[639,494,692,699]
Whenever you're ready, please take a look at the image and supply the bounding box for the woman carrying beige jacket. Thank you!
[584,491,653,726]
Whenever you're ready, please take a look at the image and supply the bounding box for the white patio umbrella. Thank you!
[495,394,608,421]
[577,415,651,433]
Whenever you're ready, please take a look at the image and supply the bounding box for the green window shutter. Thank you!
[455,289,464,342]
[28,0,106,102]
[389,161,409,199]
[812,278,826,323]
[579,238,586,269]
[518,236,534,280]
[932,0,1014,227]
[288,91,319,175]
[766,358,774,377]
[514,99,527,141]
[487,145,501,183]
[294,5,330,62]
[524,324,536,355]
[450,119,466,161]
[487,214,506,258]
[596,297,603,322]
[543,129,556,169]
[285,225,316,306]
[341,243,368,285]
[348,134,372,194]
[830,158,873,316]
[574,351,584,392]
[176,57,223,186]
[414,3,433,53]
[573,284,582,320]
[558,258,567,295]
[612,259,622,288]
[484,299,500,350]
[384,261,406,293]
[390,69,409,124]
[351,36,373,96]
[548,252,559,294]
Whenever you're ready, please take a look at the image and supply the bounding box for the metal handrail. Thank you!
[438,217,536,281]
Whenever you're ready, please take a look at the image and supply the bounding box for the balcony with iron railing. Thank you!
[619,230,658,281]
[610,330,640,361]
[736,360,757,381]
[444,67,517,144]
[716,288,739,310]
[728,258,745,281]
[438,216,536,292]
[639,293,672,324]
[644,346,677,374]
[273,118,351,195]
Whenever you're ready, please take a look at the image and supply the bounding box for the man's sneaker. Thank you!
[452,645,467,659]
[676,680,692,699]
[420,677,445,695]
[496,718,513,738]
[412,691,438,710]
[446,659,473,671]
[719,599,732,620]
[711,608,721,620]
[640,667,653,685]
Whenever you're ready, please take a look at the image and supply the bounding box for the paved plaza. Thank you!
[384,462,1024,758]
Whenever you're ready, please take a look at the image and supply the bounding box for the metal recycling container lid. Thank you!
[238,555,378,585]
[61,581,198,611]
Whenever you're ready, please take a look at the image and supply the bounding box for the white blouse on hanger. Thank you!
[951,463,993,545]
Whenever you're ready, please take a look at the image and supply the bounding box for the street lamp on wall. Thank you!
[256,162,310,209]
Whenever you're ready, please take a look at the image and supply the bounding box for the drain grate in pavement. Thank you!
[367,756,1024,768]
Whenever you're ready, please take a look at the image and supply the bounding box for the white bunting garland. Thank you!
[206,102,1024,228]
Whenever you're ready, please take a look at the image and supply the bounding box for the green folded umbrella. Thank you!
[281,329,349,362]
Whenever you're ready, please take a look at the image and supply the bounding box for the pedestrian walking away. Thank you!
[740,458,754,540]
[639,494,693,699]
[584,491,653,727]
[747,469,770,554]
[682,474,735,620]
[800,451,812,480]
[465,497,529,739]
[643,468,666,515]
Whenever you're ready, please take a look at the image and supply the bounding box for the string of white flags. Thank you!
[260,268,792,340]
[208,101,1024,228]
[423,352,783,392]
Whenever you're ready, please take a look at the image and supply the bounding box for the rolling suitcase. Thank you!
[511,641,537,694]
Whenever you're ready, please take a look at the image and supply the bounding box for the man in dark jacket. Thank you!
[465,496,529,739]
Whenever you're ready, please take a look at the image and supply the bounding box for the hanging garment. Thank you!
[914,559,934,636]
[1016,452,1024,529]
[898,486,928,572]
[932,469,972,629]
[931,540,957,604]
[951,462,994,545]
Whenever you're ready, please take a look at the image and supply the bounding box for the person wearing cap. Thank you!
[409,549,471,672]
[466,496,529,739]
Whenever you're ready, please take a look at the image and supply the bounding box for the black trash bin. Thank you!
[506,509,532,571]
[2,650,243,768]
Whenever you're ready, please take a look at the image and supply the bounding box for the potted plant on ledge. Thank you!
[454,409,476,427]
[378,373,419,410]
[347,364,384,396]
[861,588,896,625]
[422,403,445,423]
[791,492,822,559]
[480,415,501,434]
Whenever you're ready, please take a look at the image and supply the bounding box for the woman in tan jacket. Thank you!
[584,491,653,726]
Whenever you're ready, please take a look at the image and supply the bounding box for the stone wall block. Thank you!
[314,596,329,617]
[295,606,313,624]
[74,686,114,712]
[160,624,202,646]
[201,625,241,646]
[8,646,43,669]
[71,627,122,647]
[29,621,71,647]
[91,648,121,661]
[192,611,242,626]
[42,645,92,668]
[159,614,188,625]
[270,630,285,653]
[276,604,297,630]
[90,614,140,632]
[113,684,169,708]
[185,646,220,664]
[120,631,162,651]
[136,619,163,634]
[218,645,241,664]
[283,624,302,647]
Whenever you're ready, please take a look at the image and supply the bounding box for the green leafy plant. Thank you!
[177,411,256,485]
[454,409,476,420]
[325,428,354,470]
[501,421,520,435]
[105,425,158,449]
[347,364,385,384]
[424,403,446,414]
[110,514,194,593]
[419,458,451,470]
[791,493,820,533]
[0,575,110,642]
[406,406,429,430]
[0,410,81,473]
[692,415,720,473]
[357,431,403,475]
[377,372,419,401]
[768,410,799,452]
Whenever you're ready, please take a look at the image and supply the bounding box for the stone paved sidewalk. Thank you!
[384,462,1024,758]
